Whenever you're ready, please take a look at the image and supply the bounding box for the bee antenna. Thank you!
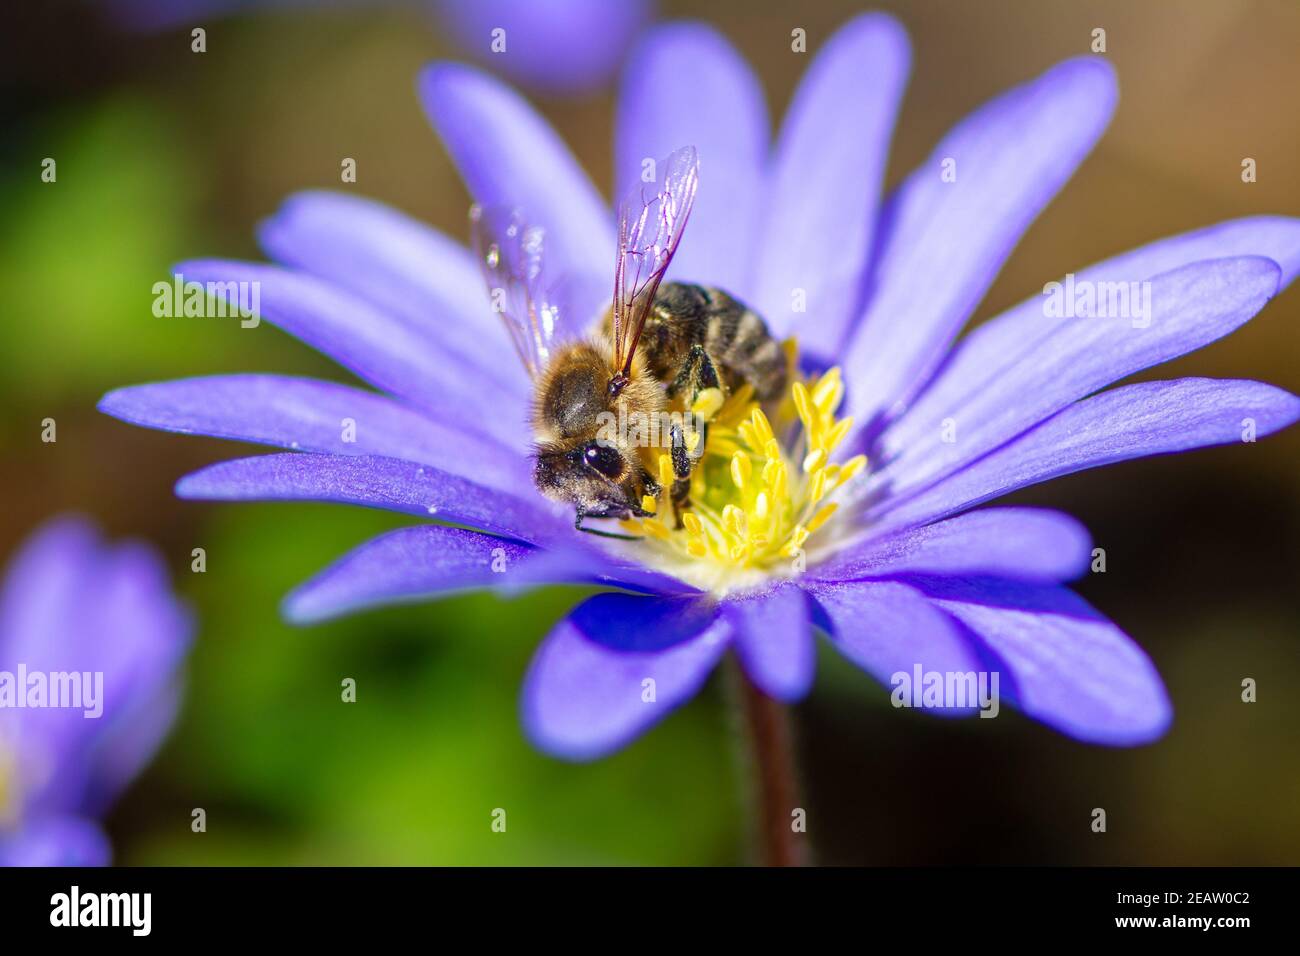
[575,512,641,541]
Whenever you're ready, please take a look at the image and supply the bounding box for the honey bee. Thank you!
[471,146,787,537]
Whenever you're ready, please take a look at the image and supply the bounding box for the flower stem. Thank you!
[729,655,809,867]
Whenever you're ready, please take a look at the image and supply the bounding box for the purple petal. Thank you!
[99,375,532,498]
[257,190,522,384]
[724,584,814,702]
[810,507,1091,583]
[0,517,192,816]
[175,453,570,545]
[615,22,768,298]
[432,0,652,95]
[419,62,611,285]
[283,525,536,623]
[0,815,111,867]
[873,256,1282,497]
[521,610,730,760]
[282,524,694,624]
[911,576,1172,745]
[844,58,1117,426]
[82,678,184,819]
[507,543,698,597]
[116,1,649,97]
[752,13,910,349]
[174,259,531,450]
[879,377,1300,530]
[0,516,99,663]
[806,579,985,707]
[884,216,1300,458]
[68,541,191,813]
[568,592,720,652]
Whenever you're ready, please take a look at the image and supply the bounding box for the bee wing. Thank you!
[612,145,700,378]
[470,204,564,379]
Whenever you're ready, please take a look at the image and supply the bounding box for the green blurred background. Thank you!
[2,0,1297,864]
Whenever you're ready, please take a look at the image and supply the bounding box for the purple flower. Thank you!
[100,15,1300,760]
[0,516,193,866]
[431,0,653,95]
[108,0,653,96]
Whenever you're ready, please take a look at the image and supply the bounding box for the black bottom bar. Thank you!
[0,866,1291,940]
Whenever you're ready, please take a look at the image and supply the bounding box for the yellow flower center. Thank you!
[620,342,866,595]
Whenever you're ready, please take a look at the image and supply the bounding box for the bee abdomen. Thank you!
[697,287,787,401]
[639,283,787,402]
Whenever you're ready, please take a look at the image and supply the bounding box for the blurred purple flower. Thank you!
[0,516,192,865]
[101,15,1300,760]
[432,0,652,95]
[108,0,653,95]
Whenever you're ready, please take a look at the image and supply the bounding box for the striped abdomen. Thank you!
[639,282,787,401]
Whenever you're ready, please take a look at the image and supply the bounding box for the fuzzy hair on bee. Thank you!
[609,282,787,405]
[471,146,786,537]
[530,334,664,525]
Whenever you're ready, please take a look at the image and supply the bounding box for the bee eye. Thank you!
[582,442,624,480]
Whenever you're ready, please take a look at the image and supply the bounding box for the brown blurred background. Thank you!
[1,0,1297,864]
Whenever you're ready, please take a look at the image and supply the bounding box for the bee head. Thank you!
[529,342,662,524]
[533,439,640,519]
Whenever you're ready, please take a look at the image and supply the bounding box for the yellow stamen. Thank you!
[782,337,799,369]
[791,381,814,426]
[786,526,810,552]
[730,451,751,489]
[691,387,725,420]
[824,418,853,452]
[806,503,838,533]
[657,453,674,490]
[615,353,864,595]
[837,454,868,487]
[770,460,789,502]
[639,517,671,540]
[723,504,746,537]
[808,469,827,505]
[811,367,842,410]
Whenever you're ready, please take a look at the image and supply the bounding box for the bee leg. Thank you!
[670,479,692,515]
[640,469,661,502]
[670,345,726,422]
[667,421,699,527]
[574,510,642,541]
[669,422,693,481]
